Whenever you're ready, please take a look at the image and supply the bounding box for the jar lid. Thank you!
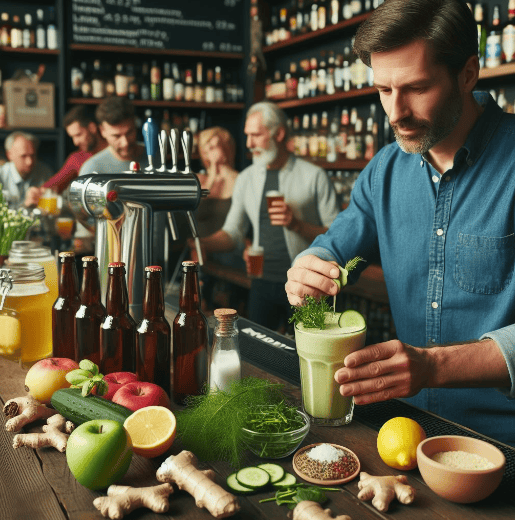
[214,308,238,319]
[9,245,52,261]
[11,241,36,250]
[145,266,162,272]
[5,263,46,282]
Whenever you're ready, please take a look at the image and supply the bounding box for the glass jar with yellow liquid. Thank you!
[8,242,59,304]
[3,264,54,364]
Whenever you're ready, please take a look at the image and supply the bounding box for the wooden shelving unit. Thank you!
[67,98,245,110]
[274,86,378,109]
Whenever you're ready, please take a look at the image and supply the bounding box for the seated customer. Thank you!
[0,131,52,208]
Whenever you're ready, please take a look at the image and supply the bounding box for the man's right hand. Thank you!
[285,254,341,306]
[24,186,45,208]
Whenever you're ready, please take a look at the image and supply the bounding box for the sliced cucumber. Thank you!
[273,472,297,488]
[227,473,254,494]
[236,466,271,490]
[257,463,285,484]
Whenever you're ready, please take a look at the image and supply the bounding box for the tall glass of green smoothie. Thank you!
[295,311,366,426]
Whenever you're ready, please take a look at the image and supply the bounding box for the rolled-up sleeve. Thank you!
[481,325,515,398]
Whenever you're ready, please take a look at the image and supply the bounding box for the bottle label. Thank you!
[503,26,515,63]
[163,78,174,100]
[92,80,105,99]
[486,34,502,68]
[47,27,57,49]
[115,75,129,96]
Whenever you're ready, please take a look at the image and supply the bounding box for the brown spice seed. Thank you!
[296,449,359,480]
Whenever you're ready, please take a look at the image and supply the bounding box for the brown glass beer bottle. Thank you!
[172,260,208,405]
[75,256,106,365]
[52,252,80,360]
[136,266,171,395]
[100,262,136,374]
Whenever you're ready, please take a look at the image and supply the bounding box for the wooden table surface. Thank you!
[1,356,514,520]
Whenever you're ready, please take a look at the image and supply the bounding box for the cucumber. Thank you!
[51,388,133,425]
[236,466,271,490]
[226,473,254,494]
[273,472,297,488]
[257,463,285,484]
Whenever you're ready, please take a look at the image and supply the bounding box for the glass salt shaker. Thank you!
[209,308,241,391]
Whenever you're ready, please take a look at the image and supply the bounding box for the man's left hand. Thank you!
[24,187,45,208]
[334,340,432,405]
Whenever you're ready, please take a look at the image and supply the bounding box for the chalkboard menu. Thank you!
[71,0,244,53]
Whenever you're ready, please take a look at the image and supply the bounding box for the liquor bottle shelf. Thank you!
[478,62,515,80]
[0,47,60,55]
[0,128,60,140]
[275,86,378,109]
[67,98,245,110]
[315,159,369,170]
[69,44,244,60]
[263,12,371,54]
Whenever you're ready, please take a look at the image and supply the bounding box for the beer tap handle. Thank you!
[186,210,203,265]
[142,118,159,172]
[157,130,167,172]
[168,128,180,173]
[181,129,193,173]
[167,211,179,241]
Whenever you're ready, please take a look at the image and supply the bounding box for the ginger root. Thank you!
[3,395,57,432]
[12,414,75,452]
[357,472,415,512]
[156,450,240,519]
[292,501,352,520]
[93,483,174,519]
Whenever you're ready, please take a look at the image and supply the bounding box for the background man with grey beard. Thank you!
[195,101,340,332]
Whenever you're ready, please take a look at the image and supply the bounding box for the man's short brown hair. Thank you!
[95,97,135,126]
[353,0,477,76]
[63,105,95,128]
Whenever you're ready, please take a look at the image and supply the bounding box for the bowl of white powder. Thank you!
[416,435,505,503]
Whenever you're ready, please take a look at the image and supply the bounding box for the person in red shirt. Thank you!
[25,106,107,205]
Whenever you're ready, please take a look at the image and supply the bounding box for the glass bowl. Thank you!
[241,407,310,459]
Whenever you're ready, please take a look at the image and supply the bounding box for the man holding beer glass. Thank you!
[197,101,340,331]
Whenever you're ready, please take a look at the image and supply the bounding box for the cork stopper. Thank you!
[145,266,162,272]
[214,308,238,319]
[108,262,125,268]
[59,251,75,258]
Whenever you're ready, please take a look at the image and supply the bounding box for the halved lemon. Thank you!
[123,406,177,458]
[338,309,366,330]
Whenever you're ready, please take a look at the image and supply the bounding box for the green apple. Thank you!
[66,419,133,490]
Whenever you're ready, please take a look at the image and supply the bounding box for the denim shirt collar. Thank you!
[421,92,503,170]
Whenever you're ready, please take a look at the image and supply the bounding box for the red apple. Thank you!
[112,382,171,412]
[25,358,80,405]
[101,372,138,400]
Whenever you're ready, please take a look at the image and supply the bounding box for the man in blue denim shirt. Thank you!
[286,0,515,446]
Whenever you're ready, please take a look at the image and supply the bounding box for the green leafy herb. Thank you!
[175,377,287,467]
[344,256,365,272]
[289,295,333,329]
[259,483,342,510]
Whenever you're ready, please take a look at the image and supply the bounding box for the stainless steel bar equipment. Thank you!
[69,119,208,321]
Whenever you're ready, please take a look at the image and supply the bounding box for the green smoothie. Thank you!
[295,311,366,426]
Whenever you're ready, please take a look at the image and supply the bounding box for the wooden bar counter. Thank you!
[1,352,514,520]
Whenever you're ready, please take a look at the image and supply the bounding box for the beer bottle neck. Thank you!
[179,269,202,312]
[142,272,165,319]
[106,269,129,315]
[59,258,79,299]
[80,264,102,305]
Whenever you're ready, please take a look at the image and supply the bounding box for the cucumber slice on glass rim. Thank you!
[338,309,366,330]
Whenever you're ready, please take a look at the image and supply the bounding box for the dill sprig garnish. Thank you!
[289,295,333,330]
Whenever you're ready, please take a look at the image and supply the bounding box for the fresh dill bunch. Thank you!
[345,256,365,272]
[175,377,286,468]
[289,295,333,330]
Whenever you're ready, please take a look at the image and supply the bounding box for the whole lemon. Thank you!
[377,417,426,470]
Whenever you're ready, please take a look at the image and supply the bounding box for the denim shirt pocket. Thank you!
[454,233,515,294]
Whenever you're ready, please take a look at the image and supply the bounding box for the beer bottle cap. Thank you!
[82,256,98,263]
[108,262,125,268]
[145,266,162,272]
[59,251,75,258]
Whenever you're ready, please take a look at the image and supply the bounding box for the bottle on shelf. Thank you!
[161,108,172,134]
[364,104,378,160]
[136,266,171,396]
[279,6,291,40]
[503,0,515,63]
[317,54,327,96]
[346,107,358,160]
[318,110,329,160]
[162,62,174,101]
[71,64,84,98]
[308,112,319,159]
[150,60,161,101]
[23,14,34,48]
[485,4,502,68]
[318,0,328,30]
[298,113,310,157]
[91,59,105,99]
[127,63,139,100]
[172,261,208,405]
[0,13,11,47]
[474,3,488,68]
[342,0,354,20]
[52,252,81,360]
[80,62,92,98]
[115,63,129,97]
[327,116,339,162]
[338,107,350,159]
[209,308,241,391]
[214,66,224,102]
[195,62,205,103]
[310,0,319,32]
[326,51,336,95]
[141,62,151,101]
[46,6,58,50]
[75,256,106,365]
[10,15,22,49]
[35,9,46,49]
[205,68,215,103]
[100,262,136,374]
[289,0,298,37]
[184,69,194,102]
[330,0,340,25]
[105,64,116,97]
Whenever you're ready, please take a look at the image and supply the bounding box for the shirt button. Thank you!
[432,175,439,183]
[432,302,439,309]
[436,229,444,236]
[420,160,424,167]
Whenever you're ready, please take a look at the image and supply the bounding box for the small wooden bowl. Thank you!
[293,442,361,485]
